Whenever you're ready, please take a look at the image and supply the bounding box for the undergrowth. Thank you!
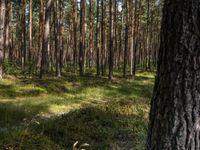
[0,71,155,150]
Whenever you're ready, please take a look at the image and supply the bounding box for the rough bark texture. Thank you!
[147,0,200,149]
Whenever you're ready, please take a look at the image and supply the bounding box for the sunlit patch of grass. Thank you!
[0,71,155,149]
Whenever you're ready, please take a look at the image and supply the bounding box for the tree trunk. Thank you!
[108,0,114,80]
[101,0,106,76]
[89,0,93,68]
[58,0,64,77]
[7,0,12,62]
[146,0,150,70]
[96,0,100,77]
[123,0,129,78]
[21,0,26,70]
[37,0,44,72]
[29,0,32,64]
[147,1,200,149]
[79,0,86,76]
[40,0,52,78]
[4,0,11,61]
[0,0,6,79]
[54,0,59,77]
[72,0,77,71]
[114,0,118,70]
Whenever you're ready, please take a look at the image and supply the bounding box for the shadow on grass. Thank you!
[0,100,148,150]
[32,100,148,149]
[0,102,50,128]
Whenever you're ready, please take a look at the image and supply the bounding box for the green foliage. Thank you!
[3,59,38,76]
[3,60,21,75]
[0,71,155,149]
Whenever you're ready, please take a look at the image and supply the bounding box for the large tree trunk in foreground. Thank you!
[147,1,200,149]
[0,0,6,79]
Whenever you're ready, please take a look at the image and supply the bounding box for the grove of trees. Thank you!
[2,0,200,149]
[0,0,162,80]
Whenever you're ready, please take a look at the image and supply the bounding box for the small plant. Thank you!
[73,141,90,150]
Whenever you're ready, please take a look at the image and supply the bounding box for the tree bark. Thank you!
[79,0,86,76]
[96,0,100,77]
[72,0,77,71]
[101,0,106,76]
[0,0,6,79]
[123,0,129,78]
[4,0,11,61]
[147,0,200,149]
[29,0,32,63]
[89,0,93,68]
[37,0,44,72]
[57,0,64,77]
[40,0,52,78]
[21,0,26,70]
[109,0,114,80]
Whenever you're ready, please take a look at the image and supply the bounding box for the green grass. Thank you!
[0,71,155,150]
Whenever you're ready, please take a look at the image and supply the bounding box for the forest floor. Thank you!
[0,71,155,150]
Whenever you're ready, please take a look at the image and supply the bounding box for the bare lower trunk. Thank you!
[147,1,200,149]
[0,0,6,79]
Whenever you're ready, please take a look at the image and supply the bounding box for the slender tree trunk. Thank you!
[40,0,52,78]
[130,0,134,76]
[118,0,124,71]
[79,0,86,76]
[54,0,59,77]
[29,0,32,72]
[58,0,64,77]
[21,0,26,70]
[7,0,12,62]
[145,0,150,70]
[101,0,106,76]
[37,0,44,72]
[0,0,6,79]
[96,0,100,76]
[72,0,77,71]
[4,0,11,61]
[114,0,118,70]
[108,0,114,80]
[123,0,129,78]
[147,1,200,149]
[133,0,139,76]
[89,0,93,68]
